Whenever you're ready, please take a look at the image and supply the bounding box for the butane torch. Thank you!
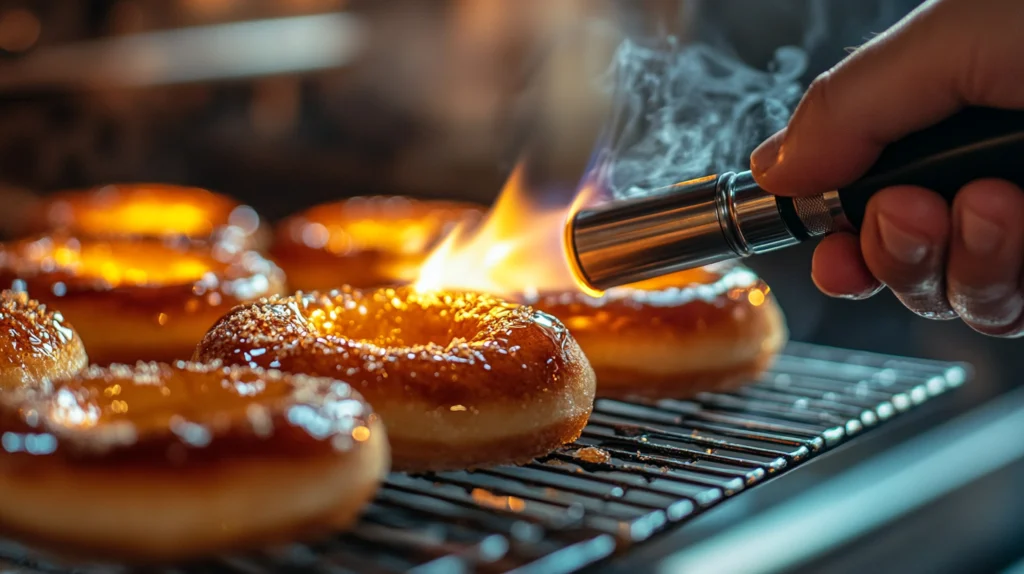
[567,107,1024,291]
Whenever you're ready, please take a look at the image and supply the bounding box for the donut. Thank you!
[25,183,267,250]
[529,263,787,399]
[0,362,388,562]
[272,196,483,290]
[194,287,596,472]
[0,291,87,391]
[0,235,285,365]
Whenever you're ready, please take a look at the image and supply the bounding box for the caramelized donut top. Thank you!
[0,363,377,468]
[29,183,261,245]
[0,235,283,307]
[0,291,87,390]
[531,263,775,337]
[276,196,482,258]
[195,287,588,406]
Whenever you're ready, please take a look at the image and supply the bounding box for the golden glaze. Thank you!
[0,362,377,468]
[195,286,583,405]
[0,291,87,391]
[27,183,266,249]
[530,262,788,397]
[272,196,483,290]
[0,235,286,364]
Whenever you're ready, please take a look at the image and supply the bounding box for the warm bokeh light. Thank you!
[747,288,767,307]
[311,220,449,257]
[23,239,213,287]
[287,198,480,259]
[76,203,217,238]
[351,425,371,442]
[40,185,255,242]
[414,163,595,298]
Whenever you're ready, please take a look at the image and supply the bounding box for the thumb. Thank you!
[751,0,1024,197]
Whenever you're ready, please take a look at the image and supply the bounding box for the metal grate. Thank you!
[0,342,970,574]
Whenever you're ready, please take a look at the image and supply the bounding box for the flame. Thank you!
[414,164,598,299]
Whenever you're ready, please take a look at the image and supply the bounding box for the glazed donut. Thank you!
[0,291,87,391]
[529,263,787,399]
[194,287,596,472]
[0,362,388,561]
[0,235,285,365]
[272,196,483,290]
[25,183,267,250]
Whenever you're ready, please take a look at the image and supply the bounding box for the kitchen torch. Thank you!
[567,107,1024,291]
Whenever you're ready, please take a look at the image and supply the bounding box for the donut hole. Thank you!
[302,289,498,349]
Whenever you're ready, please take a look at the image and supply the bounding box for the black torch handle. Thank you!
[837,106,1024,229]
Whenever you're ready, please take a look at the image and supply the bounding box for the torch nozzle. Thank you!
[567,171,842,292]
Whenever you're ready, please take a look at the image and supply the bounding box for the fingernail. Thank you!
[750,129,785,176]
[877,213,929,265]
[961,207,1003,256]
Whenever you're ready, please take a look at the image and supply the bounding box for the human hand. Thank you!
[750,0,1024,337]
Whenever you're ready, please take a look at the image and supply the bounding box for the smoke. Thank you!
[594,0,919,200]
[599,38,805,200]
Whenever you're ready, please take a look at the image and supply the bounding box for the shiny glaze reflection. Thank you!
[0,362,376,467]
[194,286,579,406]
[0,290,86,390]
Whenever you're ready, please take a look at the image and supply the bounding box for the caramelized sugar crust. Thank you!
[196,287,589,405]
[272,196,483,289]
[0,291,87,391]
[531,262,788,394]
[26,183,266,249]
[0,362,379,469]
[0,235,285,364]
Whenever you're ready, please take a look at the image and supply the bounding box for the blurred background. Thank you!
[0,1,1022,571]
